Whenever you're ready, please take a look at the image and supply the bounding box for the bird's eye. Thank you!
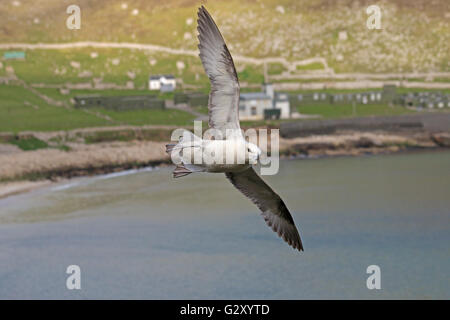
[247,148,251,152]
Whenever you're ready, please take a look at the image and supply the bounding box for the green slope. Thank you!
[0,0,448,73]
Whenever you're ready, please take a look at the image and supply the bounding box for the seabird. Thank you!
[166,6,303,252]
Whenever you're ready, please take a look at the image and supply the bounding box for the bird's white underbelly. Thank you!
[179,139,251,172]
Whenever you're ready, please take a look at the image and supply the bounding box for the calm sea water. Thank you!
[0,151,449,299]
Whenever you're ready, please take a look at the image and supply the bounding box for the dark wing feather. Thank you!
[226,168,304,251]
[197,6,241,139]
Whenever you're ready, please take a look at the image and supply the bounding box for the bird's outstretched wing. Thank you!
[197,6,241,139]
[226,168,303,251]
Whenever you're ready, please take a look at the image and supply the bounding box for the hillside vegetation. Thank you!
[0,0,448,134]
[0,0,449,74]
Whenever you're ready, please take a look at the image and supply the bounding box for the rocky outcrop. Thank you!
[431,133,450,147]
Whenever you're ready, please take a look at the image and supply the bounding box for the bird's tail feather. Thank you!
[173,165,192,178]
[172,163,205,178]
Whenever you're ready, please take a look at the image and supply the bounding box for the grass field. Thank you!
[267,63,288,75]
[296,62,325,71]
[289,87,450,95]
[0,48,212,88]
[0,85,196,132]
[296,103,414,119]
[0,48,266,88]
[91,108,195,126]
[2,83,448,133]
[33,87,196,125]
[8,136,48,150]
[34,87,175,104]
[0,85,109,132]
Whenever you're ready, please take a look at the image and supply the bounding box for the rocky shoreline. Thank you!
[1,128,449,199]
[0,140,169,182]
[0,140,170,199]
[279,131,450,157]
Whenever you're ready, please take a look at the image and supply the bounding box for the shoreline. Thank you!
[2,112,450,200]
[0,180,54,199]
[1,134,448,200]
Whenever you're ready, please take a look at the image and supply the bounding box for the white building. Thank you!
[239,83,291,120]
[273,92,290,119]
[148,75,176,91]
[239,92,272,120]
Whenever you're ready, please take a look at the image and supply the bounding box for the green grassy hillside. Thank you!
[0,47,264,88]
[0,0,449,73]
[0,0,448,133]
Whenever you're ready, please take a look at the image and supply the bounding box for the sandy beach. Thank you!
[0,180,54,199]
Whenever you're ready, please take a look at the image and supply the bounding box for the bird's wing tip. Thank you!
[291,240,304,252]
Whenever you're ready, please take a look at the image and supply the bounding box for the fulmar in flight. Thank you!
[166,6,303,251]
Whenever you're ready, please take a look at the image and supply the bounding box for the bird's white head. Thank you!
[246,142,262,164]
